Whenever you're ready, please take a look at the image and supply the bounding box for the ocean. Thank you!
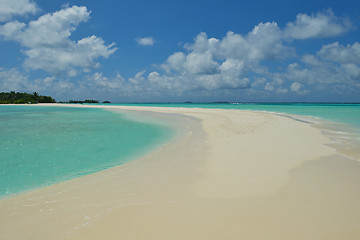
[0,105,174,198]
[1,103,359,198]
[109,102,360,160]
[106,103,360,129]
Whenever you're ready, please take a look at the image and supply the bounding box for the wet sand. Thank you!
[0,104,359,240]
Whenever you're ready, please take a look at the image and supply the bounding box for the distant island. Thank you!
[0,91,56,104]
[68,100,99,104]
[58,100,111,104]
[0,92,113,104]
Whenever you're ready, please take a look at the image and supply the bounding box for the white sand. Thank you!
[0,104,359,240]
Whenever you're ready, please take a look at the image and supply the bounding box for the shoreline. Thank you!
[1,104,359,239]
[0,104,178,200]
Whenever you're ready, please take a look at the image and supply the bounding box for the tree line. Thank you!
[0,91,112,104]
[58,100,111,104]
[68,100,99,104]
[0,91,56,104]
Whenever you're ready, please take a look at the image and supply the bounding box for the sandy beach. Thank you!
[1,104,359,240]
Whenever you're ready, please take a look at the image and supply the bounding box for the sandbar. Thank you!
[0,104,359,240]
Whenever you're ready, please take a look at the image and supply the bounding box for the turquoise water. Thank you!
[101,103,360,129]
[0,105,173,198]
[1,103,359,198]
[102,102,360,160]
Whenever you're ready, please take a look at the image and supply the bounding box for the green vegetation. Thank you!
[68,100,99,104]
[58,100,110,104]
[0,92,110,104]
[0,91,56,104]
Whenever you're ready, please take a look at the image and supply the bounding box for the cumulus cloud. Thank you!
[155,28,289,91]
[136,37,155,46]
[317,42,360,64]
[0,67,75,97]
[0,6,117,75]
[184,24,291,62]
[84,72,125,89]
[144,10,356,96]
[153,20,297,92]
[290,82,302,92]
[1,8,358,101]
[81,71,153,99]
[0,67,30,91]
[263,75,288,94]
[88,10,356,97]
[79,39,360,100]
[0,0,38,22]
[284,9,352,39]
[218,23,291,61]
[279,41,360,92]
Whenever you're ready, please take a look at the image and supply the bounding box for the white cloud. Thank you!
[185,32,219,53]
[184,52,219,75]
[129,70,146,84]
[218,23,291,61]
[145,10,356,96]
[161,52,186,73]
[81,71,156,98]
[41,76,55,87]
[156,27,290,92]
[184,25,291,63]
[290,82,302,92]
[136,37,155,46]
[276,87,288,94]
[0,67,75,97]
[85,72,125,89]
[0,0,38,22]
[264,82,274,91]
[0,67,30,91]
[317,42,360,64]
[342,64,360,78]
[252,77,266,87]
[0,20,26,38]
[280,41,360,91]
[68,69,78,77]
[0,6,117,74]
[284,9,352,39]
[2,9,358,101]
[141,10,353,97]
[264,75,288,94]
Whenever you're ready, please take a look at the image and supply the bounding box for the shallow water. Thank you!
[104,102,360,161]
[102,102,360,128]
[0,105,174,197]
[1,103,359,198]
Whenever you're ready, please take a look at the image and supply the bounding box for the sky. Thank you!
[0,0,360,102]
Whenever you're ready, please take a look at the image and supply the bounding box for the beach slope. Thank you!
[1,105,359,240]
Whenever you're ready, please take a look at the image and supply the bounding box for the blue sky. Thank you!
[0,0,359,102]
